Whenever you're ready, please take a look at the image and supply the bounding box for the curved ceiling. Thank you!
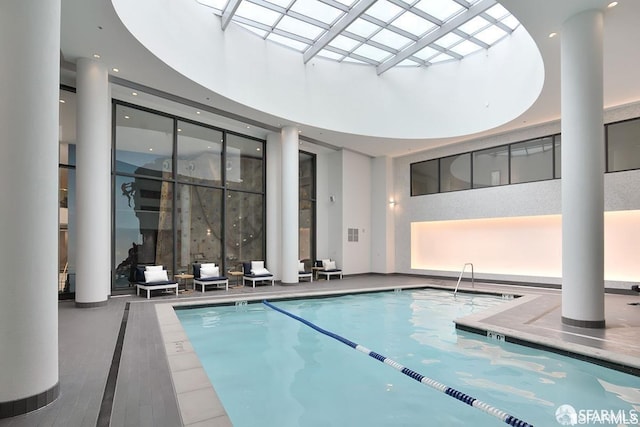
[60,0,640,157]
[111,0,543,140]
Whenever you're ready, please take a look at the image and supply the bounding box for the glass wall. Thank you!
[607,118,640,172]
[410,134,563,196]
[440,153,471,192]
[473,145,508,188]
[114,102,266,289]
[299,152,316,268]
[511,136,554,184]
[410,159,438,196]
[59,87,76,298]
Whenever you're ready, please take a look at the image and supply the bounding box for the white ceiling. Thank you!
[60,0,640,158]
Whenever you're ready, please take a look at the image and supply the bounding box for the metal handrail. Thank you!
[453,263,474,297]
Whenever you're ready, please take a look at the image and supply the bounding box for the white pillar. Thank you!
[0,0,60,415]
[561,9,605,328]
[75,58,111,306]
[281,127,299,284]
[266,132,282,279]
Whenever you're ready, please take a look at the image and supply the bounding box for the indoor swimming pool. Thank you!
[176,290,640,426]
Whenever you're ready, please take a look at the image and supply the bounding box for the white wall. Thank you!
[393,102,640,288]
[342,150,372,274]
[371,156,395,273]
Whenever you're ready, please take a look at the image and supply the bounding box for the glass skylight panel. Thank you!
[317,49,345,60]
[235,2,281,27]
[457,16,489,35]
[392,11,435,37]
[414,0,464,22]
[267,33,310,51]
[364,0,404,22]
[342,56,369,65]
[484,3,510,20]
[413,45,438,61]
[238,22,269,38]
[328,34,361,51]
[429,52,455,63]
[474,25,506,45]
[449,39,482,56]
[332,0,358,7]
[290,0,344,25]
[370,28,412,50]
[397,58,421,67]
[265,0,295,8]
[345,18,379,38]
[352,43,392,62]
[434,32,463,49]
[276,15,325,40]
[500,15,519,30]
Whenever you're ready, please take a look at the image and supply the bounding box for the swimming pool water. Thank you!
[176,290,640,426]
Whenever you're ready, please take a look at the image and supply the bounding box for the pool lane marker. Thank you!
[263,300,534,427]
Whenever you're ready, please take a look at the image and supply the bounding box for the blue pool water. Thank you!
[176,290,640,426]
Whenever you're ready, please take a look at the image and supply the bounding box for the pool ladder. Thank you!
[453,263,474,297]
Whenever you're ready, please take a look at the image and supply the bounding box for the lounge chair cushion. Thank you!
[200,265,220,278]
[251,261,264,272]
[299,261,306,272]
[251,267,271,275]
[145,265,164,271]
[324,260,337,271]
[144,269,169,283]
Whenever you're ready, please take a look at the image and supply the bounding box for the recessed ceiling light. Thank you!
[93,54,101,59]
[112,68,119,72]
[256,148,261,151]
[132,92,138,96]
[149,148,153,152]
[548,32,557,38]
[59,99,66,103]
[177,128,182,132]
[608,1,618,8]
[196,111,201,115]
[124,115,130,119]
[246,125,250,129]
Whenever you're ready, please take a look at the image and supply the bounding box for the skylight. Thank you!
[196,0,519,75]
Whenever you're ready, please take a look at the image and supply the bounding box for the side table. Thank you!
[228,271,244,288]
[174,273,194,291]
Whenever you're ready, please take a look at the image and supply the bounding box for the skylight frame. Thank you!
[196,0,519,73]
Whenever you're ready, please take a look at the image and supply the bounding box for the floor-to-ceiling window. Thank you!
[113,101,266,290]
[299,151,315,268]
[59,87,76,299]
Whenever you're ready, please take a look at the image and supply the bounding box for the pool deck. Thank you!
[1,274,639,426]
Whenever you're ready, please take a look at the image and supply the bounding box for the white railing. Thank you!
[453,263,474,297]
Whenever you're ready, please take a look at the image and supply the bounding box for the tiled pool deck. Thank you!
[1,274,638,426]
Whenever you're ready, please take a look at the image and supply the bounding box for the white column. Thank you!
[561,9,605,327]
[281,127,299,284]
[0,0,60,414]
[266,132,282,279]
[75,58,111,306]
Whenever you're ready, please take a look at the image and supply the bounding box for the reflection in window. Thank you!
[114,176,173,289]
[554,135,561,178]
[226,134,264,192]
[440,153,471,192]
[299,152,315,265]
[59,167,75,295]
[510,137,554,184]
[114,105,174,177]
[473,145,508,188]
[225,191,264,270]
[607,118,640,172]
[177,121,223,186]
[177,184,223,271]
[411,159,438,196]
